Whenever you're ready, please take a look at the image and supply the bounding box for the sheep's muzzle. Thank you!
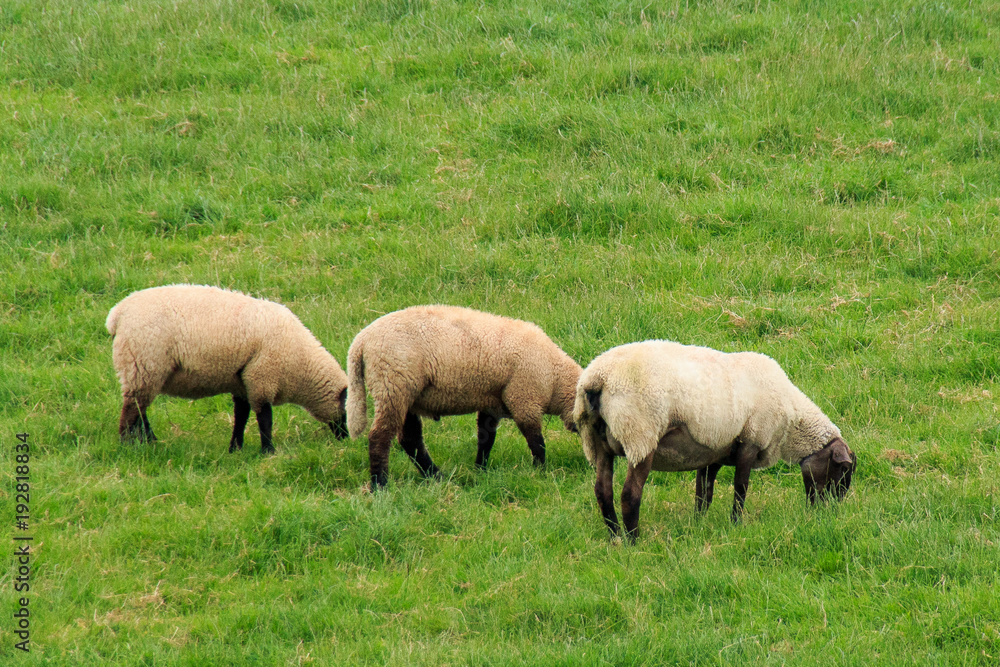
[330,414,349,440]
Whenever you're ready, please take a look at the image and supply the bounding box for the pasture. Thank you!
[2,0,1000,663]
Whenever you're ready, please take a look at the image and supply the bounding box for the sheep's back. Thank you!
[110,285,302,393]
[361,305,564,404]
[588,340,765,454]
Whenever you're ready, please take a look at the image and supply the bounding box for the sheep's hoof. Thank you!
[413,461,442,480]
[261,445,276,456]
[121,430,156,445]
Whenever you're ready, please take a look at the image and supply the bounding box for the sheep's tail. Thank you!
[346,338,368,439]
[573,373,605,467]
[105,301,123,337]
[574,373,604,420]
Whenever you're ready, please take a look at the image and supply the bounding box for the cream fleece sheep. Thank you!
[106,285,349,453]
[574,340,855,540]
[347,305,582,487]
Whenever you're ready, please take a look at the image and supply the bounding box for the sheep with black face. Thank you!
[574,340,856,542]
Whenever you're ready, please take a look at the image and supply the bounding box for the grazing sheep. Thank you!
[106,285,349,453]
[574,340,856,541]
[347,305,582,487]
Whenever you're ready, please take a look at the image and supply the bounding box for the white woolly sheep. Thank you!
[106,285,349,453]
[347,305,582,487]
[574,340,856,541]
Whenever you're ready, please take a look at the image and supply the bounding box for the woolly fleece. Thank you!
[574,340,841,470]
[347,305,581,439]
[107,285,348,423]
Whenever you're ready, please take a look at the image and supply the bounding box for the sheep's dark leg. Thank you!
[475,412,500,468]
[515,422,545,467]
[368,433,391,488]
[696,462,724,512]
[139,405,156,442]
[621,452,655,543]
[120,396,156,443]
[119,400,142,442]
[229,395,251,453]
[399,412,440,479]
[731,444,760,523]
[367,411,401,489]
[255,403,275,455]
[594,447,619,538]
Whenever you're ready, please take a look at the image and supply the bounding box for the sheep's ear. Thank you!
[829,438,853,465]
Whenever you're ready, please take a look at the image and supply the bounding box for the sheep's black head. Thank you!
[330,415,349,440]
[329,388,349,440]
[800,438,856,503]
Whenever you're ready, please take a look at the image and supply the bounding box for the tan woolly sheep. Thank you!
[106,285,349,453]
[574,340,856,541]
[347,305,582,487]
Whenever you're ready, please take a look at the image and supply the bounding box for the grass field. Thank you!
[3,0,1000,663]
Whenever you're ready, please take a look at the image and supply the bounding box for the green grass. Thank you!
[3,0,1000,663]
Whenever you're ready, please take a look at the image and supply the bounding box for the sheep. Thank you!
[574,340,856,541]
[346,305,582,488]
[106,284,349,453]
